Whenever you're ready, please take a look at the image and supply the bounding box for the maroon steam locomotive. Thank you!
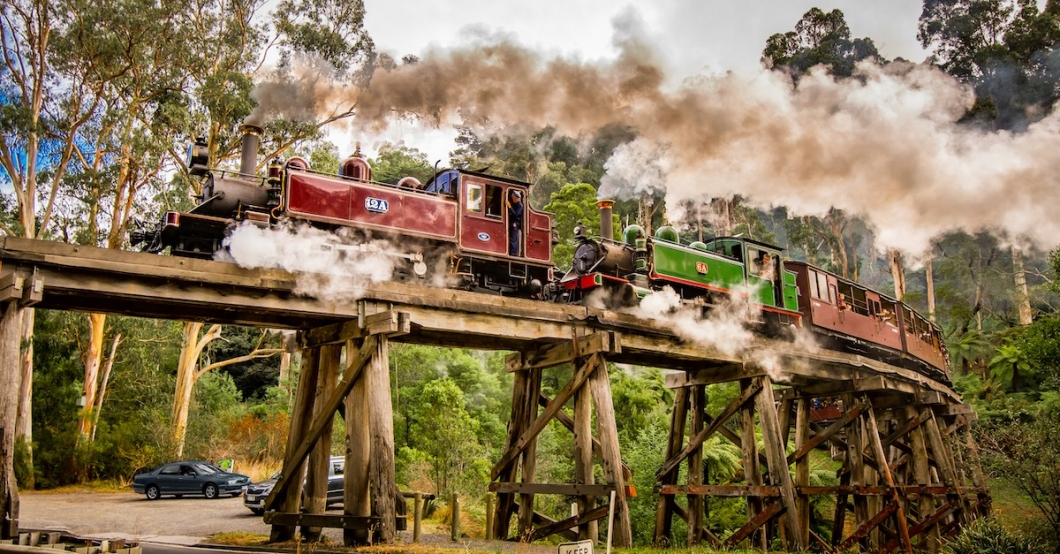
[133,125,950,384]
[134,125,554,297]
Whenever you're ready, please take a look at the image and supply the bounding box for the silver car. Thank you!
[244,456,344,515]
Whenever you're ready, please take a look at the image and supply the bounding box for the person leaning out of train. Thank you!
[757,253,775,280]
[507,189,524,256]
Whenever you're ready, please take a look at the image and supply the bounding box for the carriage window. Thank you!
[817,273,830,302]
[466,184,483,212]
[808,270,820,299]
[484,185,503,218]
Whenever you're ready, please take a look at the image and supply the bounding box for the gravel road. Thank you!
[16,491,556,553]
[18,491,272,544]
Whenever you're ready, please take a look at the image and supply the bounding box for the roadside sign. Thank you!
[558,539,593,554]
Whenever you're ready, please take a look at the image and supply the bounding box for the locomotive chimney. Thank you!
[239,123,263,176]
[598,199,614,241]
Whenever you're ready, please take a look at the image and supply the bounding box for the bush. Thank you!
[943,518,1046,554]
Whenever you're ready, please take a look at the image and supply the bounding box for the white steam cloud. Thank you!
[221,222,398,301]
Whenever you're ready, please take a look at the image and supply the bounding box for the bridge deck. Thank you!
[0,237,955,398]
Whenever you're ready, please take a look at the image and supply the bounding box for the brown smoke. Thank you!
[281,11,1060,255]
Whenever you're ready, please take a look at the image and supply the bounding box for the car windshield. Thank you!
[193,462,221,474]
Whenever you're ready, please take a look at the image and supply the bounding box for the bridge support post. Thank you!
[0,301,21,540]
[270,344,320,543]
[344,338,371,546]
[490,332,631,547]
[301,343,341,541]
[264,311,409,546]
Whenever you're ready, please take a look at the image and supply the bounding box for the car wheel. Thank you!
[251,508,264,516]
[175,495,183,499]
[204,483,219,499]
[145,485,161,501]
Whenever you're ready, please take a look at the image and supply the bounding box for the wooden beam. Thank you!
[724,501,784,548]
[343,339,371,546]
[655,378,763,479]
[755,376,804,550]
[489,483,614,496]
[302,343,341,541]
[505,332,613,372]
[269,345,320,542]
[658,485,781,497]
[518,367,543,539]
[264,512,381,529]
[492,353,599,480]
[540,393,632,482]
[304,310,410,347]
[265,336,378,514]
[588,356,632,547]
[836,500,899,552]
[787,400,864,465]
[863,402,913,553]
[526,505,610,543]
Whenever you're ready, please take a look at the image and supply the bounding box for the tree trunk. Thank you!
[171,322,214,458]
[1,302,23,539]
[90,334,122,443]
[926,249,936,323]
[14,308,34,489]
[1013,247,1032,326]
[889,249,906,300]
[78,313,107,442]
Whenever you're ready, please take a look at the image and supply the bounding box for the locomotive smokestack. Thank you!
[239,123,263,176]
[598,199,614,241]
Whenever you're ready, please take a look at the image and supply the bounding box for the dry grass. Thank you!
[208,532,271,546]
[26,480,129,494]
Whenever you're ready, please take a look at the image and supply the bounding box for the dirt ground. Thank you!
[16,491,557,553]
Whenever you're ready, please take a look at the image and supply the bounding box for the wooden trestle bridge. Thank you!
[0,237,988,552]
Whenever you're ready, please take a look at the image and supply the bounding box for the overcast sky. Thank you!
[356,0,929,160]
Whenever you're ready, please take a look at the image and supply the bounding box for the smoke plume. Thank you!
[298,8,1060,255]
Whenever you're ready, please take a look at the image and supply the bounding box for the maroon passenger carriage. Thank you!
[785,261,950,383]
[135,124,555,297]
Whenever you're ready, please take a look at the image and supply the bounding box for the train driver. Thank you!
[507,189,524,256]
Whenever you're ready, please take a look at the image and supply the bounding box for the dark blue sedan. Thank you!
[132,461,251,500]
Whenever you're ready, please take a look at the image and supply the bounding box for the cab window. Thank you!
[484,185,503,218]
[466,184,483,212]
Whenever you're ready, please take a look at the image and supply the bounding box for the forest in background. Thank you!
[5,0,1060,549]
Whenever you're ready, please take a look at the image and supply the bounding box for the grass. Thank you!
[24,480,130,494]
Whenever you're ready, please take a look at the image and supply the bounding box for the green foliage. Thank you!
[977,414,1060,543]
[544,183,619,269]
[409,378,487,498]
[763,8,881,79]
[988,343,1031,391]
[369,143,436,185]
[205,326,282,400]
[919,0,1060,129]
[943,517,1047,554]
[273,0,374,75]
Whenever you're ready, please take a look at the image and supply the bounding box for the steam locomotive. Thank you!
[133,126,950,384]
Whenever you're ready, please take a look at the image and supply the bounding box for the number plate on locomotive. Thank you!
[365,197,389,213]
[695,261,708,274]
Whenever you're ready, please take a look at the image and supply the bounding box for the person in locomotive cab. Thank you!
[507,189,524,256]
[758,253,775,280]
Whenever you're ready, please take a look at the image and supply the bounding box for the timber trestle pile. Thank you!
[0,237,987,551]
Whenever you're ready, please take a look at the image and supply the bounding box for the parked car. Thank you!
[244,456,344,515]
[132,460,251,500]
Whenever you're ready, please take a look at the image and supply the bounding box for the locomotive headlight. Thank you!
[187,138,210,176]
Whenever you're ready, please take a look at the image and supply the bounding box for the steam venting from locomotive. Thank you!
[255,8,1060,256]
